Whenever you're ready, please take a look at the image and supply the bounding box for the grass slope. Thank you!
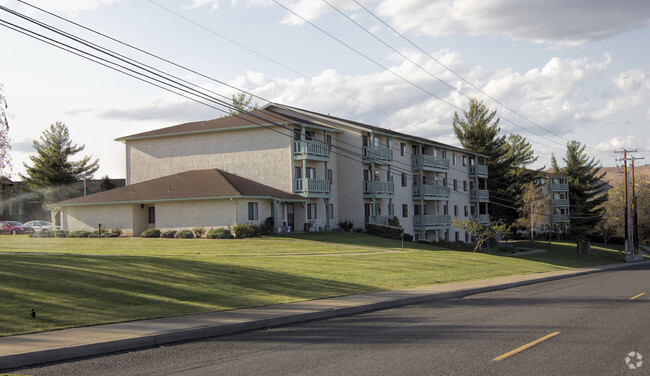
[0,233,638,336]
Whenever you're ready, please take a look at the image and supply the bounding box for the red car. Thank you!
[0,221,35,235]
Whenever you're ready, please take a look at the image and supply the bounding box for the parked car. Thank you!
[23,220,60,232]
[0,221,35,235]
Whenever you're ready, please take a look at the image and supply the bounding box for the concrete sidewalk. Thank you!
[2,260,648,371]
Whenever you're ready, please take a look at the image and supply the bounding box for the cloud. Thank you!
[10,138,34,153]
[24,0,122,15]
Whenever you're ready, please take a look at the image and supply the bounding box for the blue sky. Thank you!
[1,0,649,179]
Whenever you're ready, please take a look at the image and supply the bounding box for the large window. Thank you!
[248,202,259,221]
[400,143,406,156]
[307,203,317,219]
[402,204,408,218]
[401,173,407,187]
[306,167,316,179]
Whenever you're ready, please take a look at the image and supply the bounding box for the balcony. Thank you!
[469,164,488,178]
[413,215,451,231]
[292,140,330,161]
[363,180,394,199]
[550,183,569,191]
[411,154,449,172]
[552,214,570,223]
[412,184,450,200]
[362,145,393,164]
[293,178,331,198]
[368,215,391,226]
[471,214,490,224]
[470,189,490,202]
[552,198,569,206]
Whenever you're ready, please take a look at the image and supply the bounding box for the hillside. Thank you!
[600,165,650,188]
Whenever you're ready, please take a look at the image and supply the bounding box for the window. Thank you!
[401,173,407,187]
[453,179,458,191]
[326,134,332,148]
[402,204,408,218]
[463,180,468,192]
[465,232,469,242]
[443,204,448,215]
[293,129,301,141]
[414,205,420,216]
[278,203,285,220]
[147,206,155,224]
[387,138,392,148]
[464,206,469,217]
[387,171,393,182]
[248,202,259,220]
[454,205,458,217]
[327,169,333,182]
[400,143,406,156]
[441,150,447,159]
[452,153,457,165]
[307,203,317,219]
[305,130,315,141]
[455,231,459,242]
[295,166,302,179]
[462,156,467,166]
[328,204,334,219]
[364,169,371,181]
[306,167,316,179]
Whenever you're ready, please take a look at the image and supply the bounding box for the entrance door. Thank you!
[287,203,294,231]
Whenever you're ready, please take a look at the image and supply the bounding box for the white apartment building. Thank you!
[538,171,571,233]
[54,103,488,240]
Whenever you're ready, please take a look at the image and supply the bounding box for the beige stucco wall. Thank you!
[155,199,243,232]
[334,128,365,230]
[126,126,293,191]
[62,204,135,236]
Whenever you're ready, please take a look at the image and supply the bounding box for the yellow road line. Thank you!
[630,293,646,300]
[493,332,561,361]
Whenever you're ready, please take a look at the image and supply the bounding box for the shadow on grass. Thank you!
[0,254,381,336]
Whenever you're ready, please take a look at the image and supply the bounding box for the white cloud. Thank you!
[25,0,122,15]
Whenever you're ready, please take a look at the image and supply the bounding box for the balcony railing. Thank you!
[363,180,394,198]
[411,154,449,172]
[552,214,570,223]
[413,215,451,230]
[412,184,450,200]
[470,189,490,202]
[471,214,490,224]
[292,140,330,161]
[362,145,393,164]
[368,215,391,226]
[469,164,488,178]
[550,183,569,191]
[293,178,331,198]
[552,198,570,206]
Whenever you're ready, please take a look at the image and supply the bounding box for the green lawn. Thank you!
[0,233,641,336]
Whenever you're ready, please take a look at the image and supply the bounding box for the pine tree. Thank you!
[21,122,99,202]
[555,140,608,238]
[229,92,258,115]
[453,98,538,225]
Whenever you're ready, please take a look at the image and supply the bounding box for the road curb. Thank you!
[2,260,648,371]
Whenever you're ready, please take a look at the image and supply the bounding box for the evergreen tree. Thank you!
[453,98,538,225]
[229,91,258,115]
[554,140,608,238]
[21,122,99,202]
[98,175,117,192]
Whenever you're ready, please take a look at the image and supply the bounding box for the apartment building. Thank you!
[54,103,488,240]
[538,171,571,233]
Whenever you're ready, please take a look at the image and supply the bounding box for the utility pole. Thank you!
[614,149,643,262]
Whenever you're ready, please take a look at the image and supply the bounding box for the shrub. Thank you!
[192,226,205,238]
[140,228,161,238]
[365,223,403,240]
[161,230,177,238]
[353,227,365,233]
[206,228,233,239]
[175,229,195,239]
[110,227,122,237]
[387,216,401,227]
[30,230,52,238]
[68,230,91,238]
[403,233,414,242]
[91,229,108,238]
[338,219,354,232]
[232,222,256,239]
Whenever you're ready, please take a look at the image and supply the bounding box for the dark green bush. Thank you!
[232,223,256,238]
[206,228,233,239]
[161,230,177,238]
[387,216,401,227]
[365,223,404,240]
[175,229,195,239]
[140,228,161,238]
[338,219,354,232]
[68,230,91,238]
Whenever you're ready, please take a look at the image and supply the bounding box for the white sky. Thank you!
[1,0,649,180]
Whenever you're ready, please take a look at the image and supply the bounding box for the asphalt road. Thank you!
[15,263,649,375]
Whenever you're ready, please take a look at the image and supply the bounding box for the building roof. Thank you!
[53,169,306,207]
[116,103,485,157]
[115,109,316,141]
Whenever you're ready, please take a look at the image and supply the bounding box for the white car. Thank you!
[23,220,60,232]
